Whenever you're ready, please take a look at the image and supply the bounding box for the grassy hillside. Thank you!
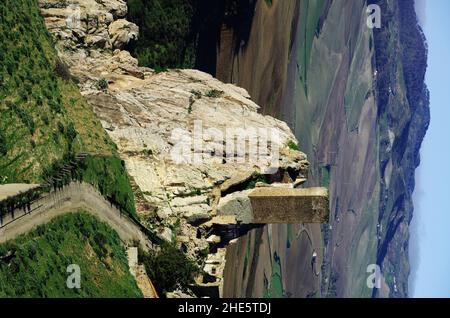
[0,0,118,182]
[369,0,430,297]
[0,0,136,217]
[0,212,142,297]
[297,0,325,93]
[0,0,116,182]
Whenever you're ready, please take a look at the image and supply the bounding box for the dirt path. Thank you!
[0,184,40,201]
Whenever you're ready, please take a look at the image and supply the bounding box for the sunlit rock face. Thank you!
[39,0,131,49]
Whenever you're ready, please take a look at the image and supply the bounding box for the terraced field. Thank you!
[291,0,381,297]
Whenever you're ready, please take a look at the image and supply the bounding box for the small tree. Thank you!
[140,243,200,296]
[97,78,109,91]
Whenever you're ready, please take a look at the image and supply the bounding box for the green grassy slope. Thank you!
[0,0,117,182]
[292,1,380,297]
[0,0,136,217]
[0,212,142,297]
[264,252,283,298]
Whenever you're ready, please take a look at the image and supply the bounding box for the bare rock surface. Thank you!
[109,19,139,49]
[217,190,254,224]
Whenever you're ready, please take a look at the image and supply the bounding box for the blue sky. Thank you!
[409,0,450,298]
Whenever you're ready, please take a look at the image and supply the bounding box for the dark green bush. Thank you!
[41,113,49,125]
[57,121,65,134]
[287,140,300,151]
[205,89,224,98]
[127,0,198,69]
[140,243,200,296]
[0,130,7,155]
[65,122,77,143]
[97,78,109,91]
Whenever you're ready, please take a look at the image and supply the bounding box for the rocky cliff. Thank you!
[38,0,309,295]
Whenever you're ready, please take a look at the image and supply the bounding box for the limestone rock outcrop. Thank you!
[217,190,253,224]
[109,19,139,49]
[39,0,310,295]
[39,0,137,51]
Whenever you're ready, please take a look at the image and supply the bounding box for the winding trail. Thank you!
[296,226,320,277]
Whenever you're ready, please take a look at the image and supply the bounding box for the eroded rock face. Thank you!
[109,19,139,49]
[39,0,310,294]
[217,190,253,224]
[39,0,136,51]
[86,70,308,228]
[100,0,128,18]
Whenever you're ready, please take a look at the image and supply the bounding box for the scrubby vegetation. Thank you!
[205,89,224,98]
[0,129,7,156]
[127,0,257,72]
[139,243,200,296]
[81,156,136,217]
[246,174,269,190]
[97,78,109,91]
[0,186,42,219]
[0,212,142,297]
[127,0,199,71]
[287,140,300,151]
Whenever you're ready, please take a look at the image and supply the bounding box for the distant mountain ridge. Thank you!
[370,0,430,297]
